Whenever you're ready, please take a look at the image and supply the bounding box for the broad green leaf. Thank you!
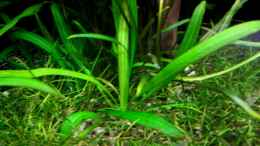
[176,1,206,56]
[0,3,42,36]
[102,109,185,138]
[141,21,260,99]
[60,112,100,139]
[12,31,67,68]
[0,68,116,106]
[0,77,60,96]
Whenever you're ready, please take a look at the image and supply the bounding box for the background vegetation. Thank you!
[0,0,259,145]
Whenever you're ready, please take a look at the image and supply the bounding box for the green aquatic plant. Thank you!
[0,0,259,143]
[60,0,260,140]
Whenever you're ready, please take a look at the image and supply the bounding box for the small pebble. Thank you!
[2,91,10,96]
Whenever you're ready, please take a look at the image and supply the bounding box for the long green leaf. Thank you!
[178,52,260,82]
[68,33,119,44]
[151,19,190,39]
[102,109,185,138]
[127,0,138,72]
[68,33,127,56]
[0,68,116,106]
[161,19,190,33]
[201,0,248,41]
[0,3,42,36]
[112,0,130,111]
[141,21,260,99]
[12,31,67,68]
[35,14,53,40]
[223,90,260,120]
[60,112,100,139]
[50,3,90,74]
[0,77,60,96]
[176,1,206,56]
[155,0,164,60]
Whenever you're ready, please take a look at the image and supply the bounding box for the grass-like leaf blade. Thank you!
[0,77,60,96]
[179,52,260,82]
[176,1,206,56]
[127,0,138,72]
[68,33,119,44]
[223,90,260,120]
[0,68,116,106]
[12,31,67,68]
[161,19,190,33]
[141,21,260,99]
[0,3,42,36]
[111,0,130,111]
[50,3,90,74]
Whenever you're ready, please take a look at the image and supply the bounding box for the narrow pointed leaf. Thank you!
[161,19,190,33]
[127,0,138,71]
[50,3,90,74]
[0,3,42,36]
[0,68,116,106]
[68,33,119,44]
[0,77,60,96]
[179,52,260,82]
[12,31,67,68]
[223,90,260,120]
[176,1,206,56]
[141,21,260,98]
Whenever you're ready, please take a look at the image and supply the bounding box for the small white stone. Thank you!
[94,127,105,134]
[184,66,191,72]
[2,91,10,96]
[90,98,97,103]
[146,103,152,107]
[187,71,196,76]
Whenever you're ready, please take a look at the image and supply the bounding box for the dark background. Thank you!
[0,0,259,36]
